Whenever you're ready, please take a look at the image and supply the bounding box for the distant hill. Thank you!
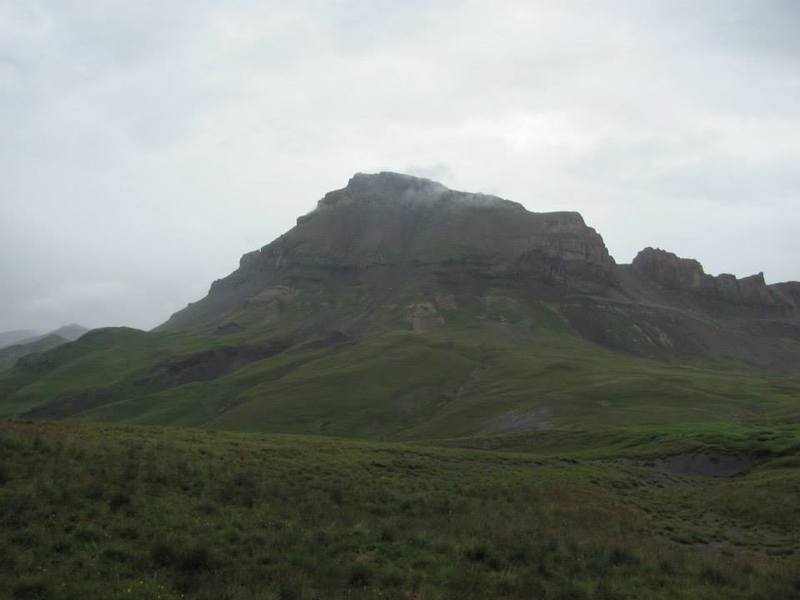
[0,329,39,350]
[0,173,797,437]
[0,334,68,371]
[0,324,87,372]
[49,323,88,342]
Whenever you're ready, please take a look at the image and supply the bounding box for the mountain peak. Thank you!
[265,172,612,279]
[148,171,799,370]
[346,171,449,195]
[51,324,88,341]
[166,174,617,331]
[314,171,524,214]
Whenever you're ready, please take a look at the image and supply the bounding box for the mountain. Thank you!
[0,173,797,437]
[0,324,88,372]
[0,329,39,350]
[0,334,68,371]
[49,323,89,341]
[160,172,799,368]
[2,173,797,599]
[159,172,616,333]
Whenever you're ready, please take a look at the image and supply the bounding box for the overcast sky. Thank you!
[2,0,799,332]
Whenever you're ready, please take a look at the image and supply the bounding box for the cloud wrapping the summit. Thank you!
[1,0,798,330]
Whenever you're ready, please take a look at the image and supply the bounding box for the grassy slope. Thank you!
[1,294,798,442]
[1,420,799,600]
[1,290,798,598]
[0,334,68,372]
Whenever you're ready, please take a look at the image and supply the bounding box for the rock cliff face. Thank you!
[772,282,800,307]
[631,247,795,310]
[631,248,706,290]
[159,172,799,369]
[206,172,616,300]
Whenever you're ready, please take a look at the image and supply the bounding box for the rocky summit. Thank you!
[161,172,799,369]
[165,172,617,331]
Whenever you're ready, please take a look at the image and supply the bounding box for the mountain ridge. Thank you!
[177,172,797,321]
[0,324,88,371]
[0,173,798,438]
[159,172,798,367]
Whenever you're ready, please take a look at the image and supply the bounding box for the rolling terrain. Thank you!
[0,173,798,436]
[1,173,798,598]
[0,325,88,372]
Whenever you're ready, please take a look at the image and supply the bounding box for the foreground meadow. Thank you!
[1,420,798,599]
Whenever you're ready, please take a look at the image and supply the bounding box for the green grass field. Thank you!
[1,419,799,599]
[1,289,799,598]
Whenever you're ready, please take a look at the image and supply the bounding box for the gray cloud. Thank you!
[1,0,798,331]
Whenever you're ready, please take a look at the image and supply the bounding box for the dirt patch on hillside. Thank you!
[643,452,749,478]
[0,419,37,433]
[298,331,352,351]
[138,341,292,388]
[405,302,445,333]
[22,387,113,420]
[482,407,553,434]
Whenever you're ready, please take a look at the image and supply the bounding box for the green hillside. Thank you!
[2,174,797,440]
[1,419,798,599]
[1,173,799,598]
[1,294,798,440]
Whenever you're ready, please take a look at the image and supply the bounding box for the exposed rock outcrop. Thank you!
[157,172,799,370]
[772,281,800,307]
[136,341,291,388]
[207,172,616,292]
[631,247,793,309]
